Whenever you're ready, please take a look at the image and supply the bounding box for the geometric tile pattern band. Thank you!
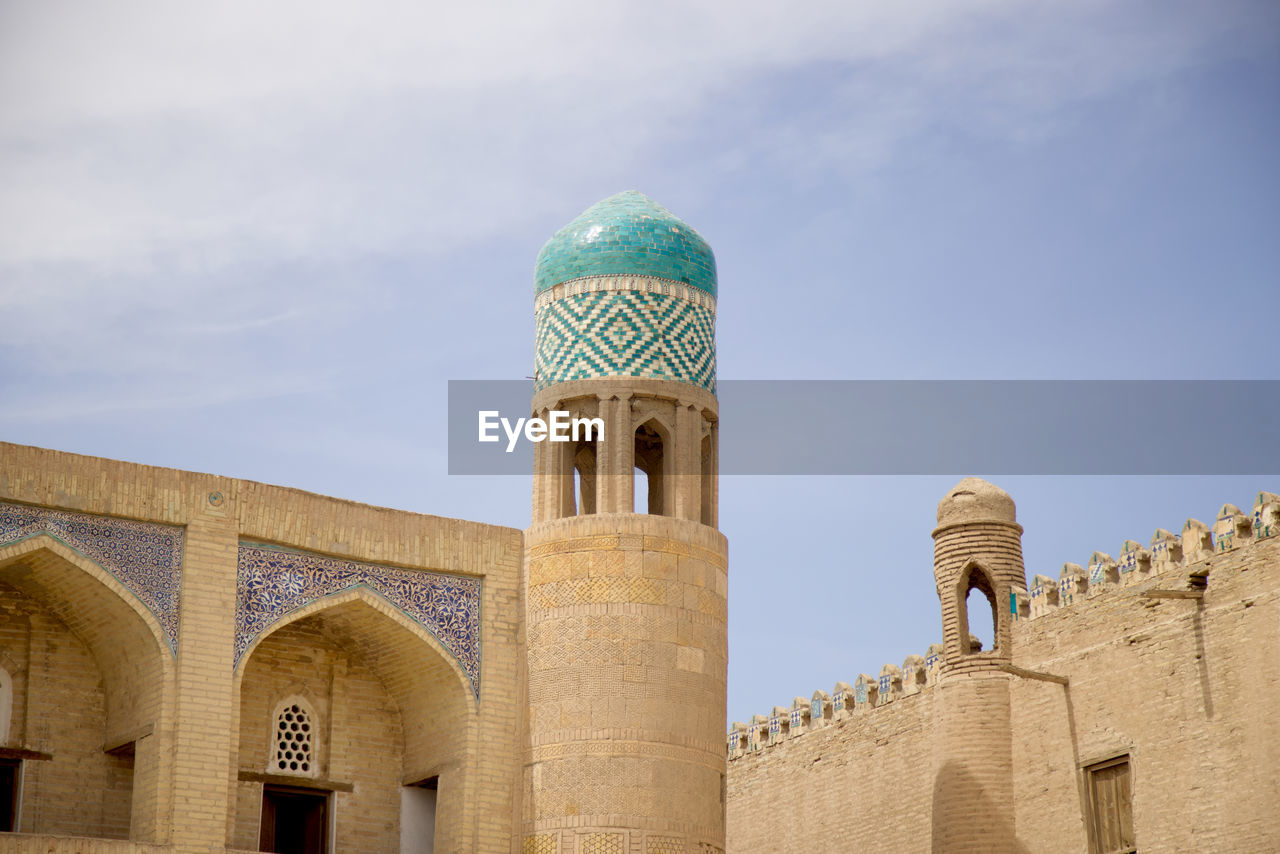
[0,500,184,655]
[535,287,716,393]
[235,542,482,697]
[534,274,716,313]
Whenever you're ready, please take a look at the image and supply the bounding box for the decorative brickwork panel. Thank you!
[270,698,316,776]
[0,500,183,652]
[523,833,558,854]
[580,832,625,854]
[235,542,481,695]
[647,835,685,853]
[535,289,716,393]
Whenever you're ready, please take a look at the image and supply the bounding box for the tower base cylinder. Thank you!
[523,513,728,854]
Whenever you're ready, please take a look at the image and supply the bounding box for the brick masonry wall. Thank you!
[0,583,133,838]
[1009,536,1280,852]
[933,521,1025,661]
[232,620,402,852]
[0,536,174,843]
[725,522,1279,853]
[726,690,937,853]
[524,513,729,854]
[0,441,524,853]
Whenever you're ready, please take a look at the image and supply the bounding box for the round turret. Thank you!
[930,477,1024,849]
[936,477,1017,529]
[932,477,1025,664]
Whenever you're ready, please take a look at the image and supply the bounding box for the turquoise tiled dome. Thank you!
[535,191,717,297]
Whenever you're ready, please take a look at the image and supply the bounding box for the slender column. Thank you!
[555,429,575,518]
[701,420,719,528]
[535,407,565,522]
[532,424,551,523]
[674,401,700,521]
[596,394,633,513]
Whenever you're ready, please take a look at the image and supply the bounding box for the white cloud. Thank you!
[2,0,1269,270]
[0,0,1272,415]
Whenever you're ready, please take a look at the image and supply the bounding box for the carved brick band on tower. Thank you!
[524,192,727,854]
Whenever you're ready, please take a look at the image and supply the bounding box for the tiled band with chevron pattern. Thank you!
[534,275,717,393]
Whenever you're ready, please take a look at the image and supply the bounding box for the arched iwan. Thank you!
[235,542,482,698]
[0,534,176,842]
[0,535,174,687]
[0,501,183,654]
[232,589,480,853]
[234,585,476,706]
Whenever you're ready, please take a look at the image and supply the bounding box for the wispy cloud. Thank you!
[176,309,310,337]
[0,0,1274,417]
[0,374,332,422]
[2,0,1271,271]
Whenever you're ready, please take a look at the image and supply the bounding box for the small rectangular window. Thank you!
[1086,755,1135,854]
[0,759,19,832]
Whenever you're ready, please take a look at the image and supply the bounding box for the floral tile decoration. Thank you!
[236,542,482,696]
[0,500,184,653]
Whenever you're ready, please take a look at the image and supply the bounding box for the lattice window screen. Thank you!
[269,698,316,777]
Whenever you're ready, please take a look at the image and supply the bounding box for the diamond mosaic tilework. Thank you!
[0,500,184,653]
[535,289,716,392]
[523,834,558,854]
[580,832,625,854]
[535,191,717,297]
[236,543,482,696]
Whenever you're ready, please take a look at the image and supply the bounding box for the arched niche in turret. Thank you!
[955,559,1000,655]
[633,413,673,517]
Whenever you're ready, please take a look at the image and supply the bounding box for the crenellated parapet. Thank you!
[728,488,1279,760]
[1014,489,1277,624]
[1182,518,1214,564]
[1253,491,1280,539]
[727,647,946,759]
[902,654,926,696]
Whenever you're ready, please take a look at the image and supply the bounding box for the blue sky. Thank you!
[1,0,1277,725]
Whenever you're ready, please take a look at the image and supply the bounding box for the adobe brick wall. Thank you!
[725,500,1280,853]
[1009,536,1280,852]
[727,690,936,853]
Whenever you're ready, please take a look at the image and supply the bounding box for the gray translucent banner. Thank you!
[448,380,1280,475]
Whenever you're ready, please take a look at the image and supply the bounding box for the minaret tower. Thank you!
[522,192,728,853]
[930,477,1026,851]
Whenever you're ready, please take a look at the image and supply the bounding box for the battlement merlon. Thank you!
[729,487,1279,760]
